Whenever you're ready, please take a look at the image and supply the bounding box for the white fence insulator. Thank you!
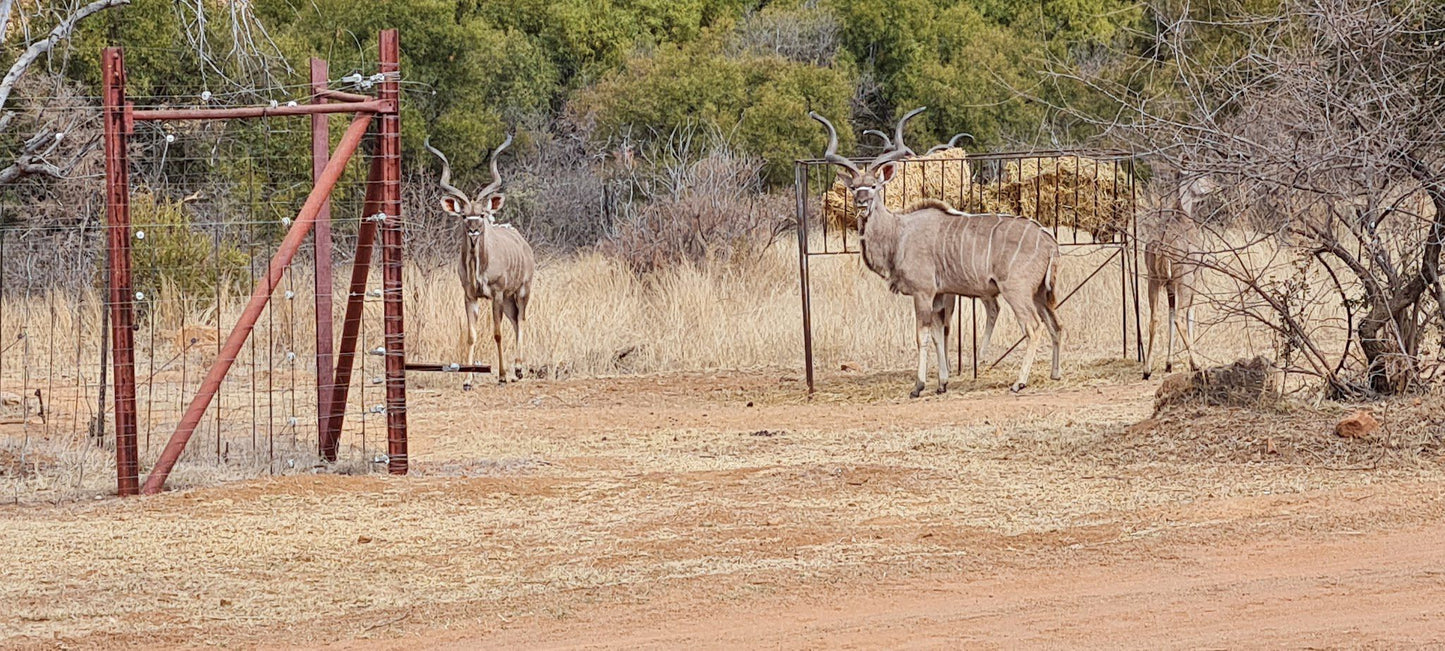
[368,347,386,356]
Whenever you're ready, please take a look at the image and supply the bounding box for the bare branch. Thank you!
[0,0,130,113]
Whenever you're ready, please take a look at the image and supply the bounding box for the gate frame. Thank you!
[793,150,1146,394]
[103,29,409,496]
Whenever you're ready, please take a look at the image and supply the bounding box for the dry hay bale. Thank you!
[819,148,973,232]
[1153,355,1282,414]
[995,156,1134,241]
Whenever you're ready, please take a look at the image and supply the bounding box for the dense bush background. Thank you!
[3,0,1145,273]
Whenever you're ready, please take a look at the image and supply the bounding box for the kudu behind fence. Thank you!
[793,120,1143,393]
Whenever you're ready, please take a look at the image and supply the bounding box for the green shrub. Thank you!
[127,193,249,302]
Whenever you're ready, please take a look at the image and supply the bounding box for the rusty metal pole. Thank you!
[795,162,814,395]
[378,29,408,475]
[311,58,336,456]
[102,47,139,497]
[142,113,375,494]
[321,159,383,458]
[131,101,390,121]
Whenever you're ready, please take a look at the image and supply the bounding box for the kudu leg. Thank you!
[1165,291,1177,374]
[1006,297,1041,393]
[492,299,507,384]
[1143,282,1160,379]
[1183,304,1199,371]
[504,298,523,381]
[462,299,482,390]
[978,297,1000,362]
[932,313,949,394]
[911,294,936,398]
[1036,291,1064,381]
[933,294,953,393]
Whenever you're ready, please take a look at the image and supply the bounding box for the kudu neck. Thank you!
[859,192,901,276]
[464,221,491,267]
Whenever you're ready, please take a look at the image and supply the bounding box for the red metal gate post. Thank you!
[378,29,408,474]
[142,113,375,494]
[321,159,383,458]
[311,58,337,456]
[102,47,139,496]
[794,162,814,395]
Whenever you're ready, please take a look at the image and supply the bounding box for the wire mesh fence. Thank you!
[0,38,413,501]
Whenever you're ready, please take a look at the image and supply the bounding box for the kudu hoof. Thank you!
[1051,372,1062,381]
[1142,371,1152,380]
[936,385,948,395]
[463,382,474,392]
[1009,382,1027,393]
[909,382,925,399]
[1164,362,1173,373]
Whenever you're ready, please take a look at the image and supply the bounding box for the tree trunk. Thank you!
[1358,155,1445,394]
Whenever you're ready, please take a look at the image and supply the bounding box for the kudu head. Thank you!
[425,134,514,238]
[810,107,925,234]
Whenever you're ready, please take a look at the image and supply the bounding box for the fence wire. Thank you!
[1,52,413,501]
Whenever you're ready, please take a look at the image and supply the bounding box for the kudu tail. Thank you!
[1044,252,1059,309]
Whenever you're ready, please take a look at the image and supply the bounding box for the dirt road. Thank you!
[400,516,1445,650]
[3,368,1443,649]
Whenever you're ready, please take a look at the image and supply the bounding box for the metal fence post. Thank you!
[311,58,337,456]
[795,162,814,395]
[102,47,139,497]
[378,29,408,474]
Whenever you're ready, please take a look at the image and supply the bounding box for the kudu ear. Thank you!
[439,196,466,215]
[876,162,898,184]
[486,193,505,213]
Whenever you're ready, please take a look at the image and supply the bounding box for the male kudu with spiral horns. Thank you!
[425,134,535,389]
[810,107,1063,395]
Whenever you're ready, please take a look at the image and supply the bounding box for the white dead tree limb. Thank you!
[0,0,130,112]
[0,0,128,185]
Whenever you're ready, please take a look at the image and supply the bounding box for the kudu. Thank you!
[811,108,1063,395]
[1142,171,1221,379]
[425,135,536,389]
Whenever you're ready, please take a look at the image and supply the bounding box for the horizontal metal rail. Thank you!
[131,99,393,121]
[404,362,492,373]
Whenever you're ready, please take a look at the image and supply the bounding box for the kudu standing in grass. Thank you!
[1142,171,1221,379]
[426,135,535,389]
[811,108,1063,395]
